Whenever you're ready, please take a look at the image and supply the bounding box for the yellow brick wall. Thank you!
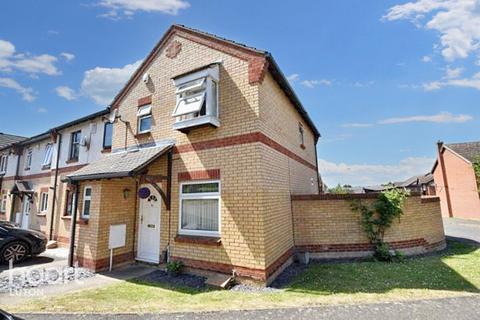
[292,196,445,253]
[112,35,259,151]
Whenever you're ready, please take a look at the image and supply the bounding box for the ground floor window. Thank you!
[82,186,92,219]
[40,192,48,212]
[64,190,74,216]
[179,181,220,237]
[0,194,7,213]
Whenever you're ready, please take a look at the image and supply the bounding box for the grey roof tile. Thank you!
[67,144,173,181]
[446,141,480,162]
[0,133,26,149]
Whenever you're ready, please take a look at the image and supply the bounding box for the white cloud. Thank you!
[423,71,480,90]
[444,66,464,79]
[353,81,375,88]
[55,86,77,101]
[80,60,142,105]
[383,0,480,61]
[301,79,332,88]
[379,111,473,124]
[60,52,75,62]
[37,107,47,113]
[287,73,299,82]
[0,77,35,102]
[341,123,373,128]
[0,39,60,75]
[318,157,434,187]
[422,55,432,62]
[98,0,190,19]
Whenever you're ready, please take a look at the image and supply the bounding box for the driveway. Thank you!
[0,247,68,274]
[443,218,480,245]
[9,295,480,320]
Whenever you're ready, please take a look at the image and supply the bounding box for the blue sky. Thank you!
[1,0,479,186]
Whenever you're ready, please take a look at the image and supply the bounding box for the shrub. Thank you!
[166,261,183,276]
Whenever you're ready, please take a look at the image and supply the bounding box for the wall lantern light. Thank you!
[123,188,131,199]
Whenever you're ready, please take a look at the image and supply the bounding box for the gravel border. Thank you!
[135,270,206,289]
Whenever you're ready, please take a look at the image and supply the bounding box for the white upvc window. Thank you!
[42,144,53,168]
[137,104,152,134]
[82,186,92,219]
[172,64,220,131]
[40,192,49,212]
[179,180,221,237]
[25,149,32,170]
[0,155,7,174]
[0,194,7,213]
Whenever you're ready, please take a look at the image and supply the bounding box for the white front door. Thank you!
[136,185,161,263]
[21,198,31,229]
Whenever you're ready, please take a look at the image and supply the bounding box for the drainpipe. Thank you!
[9,147,22,222]
[437,141,453,218]
[49,132,62,240]
[68,181,80,267]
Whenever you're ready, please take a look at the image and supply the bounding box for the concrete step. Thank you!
[205,273,234,289]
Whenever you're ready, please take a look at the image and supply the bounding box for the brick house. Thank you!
[60,24,321,283]
[432,141,480,219]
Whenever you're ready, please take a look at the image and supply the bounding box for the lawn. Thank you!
[4,241,480,313]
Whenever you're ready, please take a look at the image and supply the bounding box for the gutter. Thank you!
[49,132,62,241]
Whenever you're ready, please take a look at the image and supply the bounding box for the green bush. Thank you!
[166,261,183,276]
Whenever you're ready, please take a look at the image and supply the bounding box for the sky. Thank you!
[0,0,479,187]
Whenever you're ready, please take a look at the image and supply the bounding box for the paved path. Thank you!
[9,295,480,320]
[443,218,480,245]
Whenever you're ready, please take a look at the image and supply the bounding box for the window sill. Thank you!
[173,116,220,132]
[66,159,78,164]
[24,168,30,171]
[101,147,112,153]
[175,234,221,246]
[41,165,51,171]
[61,216,88,225]
[36,213,47,217]
[134,131,152,139]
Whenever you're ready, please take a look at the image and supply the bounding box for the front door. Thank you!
[21,198,31,229]
[136,185,161,263]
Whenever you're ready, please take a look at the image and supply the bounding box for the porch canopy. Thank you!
[66,143,174,182]
[11,181,34,195]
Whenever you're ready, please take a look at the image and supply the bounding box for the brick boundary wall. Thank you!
[291,194,446,259]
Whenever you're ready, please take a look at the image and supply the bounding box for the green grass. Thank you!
[4,241,480,313]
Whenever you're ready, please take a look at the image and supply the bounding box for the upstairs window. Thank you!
[0,155,7,174]
[42,144,53,168]
[25,149,32,170]
[69,131,81,161]
[103,122,113,149]
[137,105,152,134]
[172,64,220,131]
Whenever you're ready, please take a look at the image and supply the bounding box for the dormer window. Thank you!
[172,63,220,131]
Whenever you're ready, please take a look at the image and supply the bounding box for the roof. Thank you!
[396,173,434,187]
[0,133,26,149]
[445,141,480,163]
[109,24,320,140]
[66,144,173,181]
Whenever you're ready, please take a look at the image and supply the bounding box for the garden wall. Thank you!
[291,194,446,259]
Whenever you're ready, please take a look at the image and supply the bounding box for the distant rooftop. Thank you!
[446,141,480,162]
[0,133,26,149]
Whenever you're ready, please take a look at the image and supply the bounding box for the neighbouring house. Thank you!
[363,173,435,195]
[433,141,480,220]
[0,110,111,244]
[0,133,26,220]
[0,25,446,284]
